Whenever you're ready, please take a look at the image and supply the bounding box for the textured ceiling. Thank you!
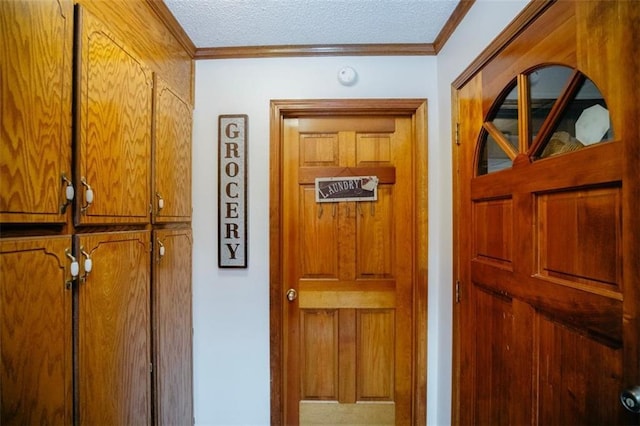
[163,0,461,48]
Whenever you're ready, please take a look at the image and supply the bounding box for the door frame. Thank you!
[269,99,428,424]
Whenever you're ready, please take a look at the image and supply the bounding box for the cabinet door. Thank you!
[0,236,73,424]
[0,0,73,223]
[77,230,151,425]
[153,77,192,223]
[75,6,152,225]
[152,228,193,425]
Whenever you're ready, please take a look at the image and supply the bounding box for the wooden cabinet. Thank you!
[0,0,74,223]
[77,230,151,424]
[75,6,152,226]
[153,78,193,223]
[152,228,193,425]
[0,236,73,424]
[1,1,193,424]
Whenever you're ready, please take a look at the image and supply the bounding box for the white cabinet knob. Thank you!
[80,177,94,212]
[65,182,75,201]
[65,248,79,281]
[70,260,79,277]
[85,188,94,204]
[80,248,92,279]
[60,173,74,213]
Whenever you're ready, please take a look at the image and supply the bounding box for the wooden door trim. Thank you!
[269,99,428,425]
[451,0,554,90]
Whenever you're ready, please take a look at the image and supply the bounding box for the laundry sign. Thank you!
[315,176,379,203]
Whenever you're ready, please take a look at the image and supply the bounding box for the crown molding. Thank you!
[433,0,475,53]
[148,0,196,56]
[194,43,437,60]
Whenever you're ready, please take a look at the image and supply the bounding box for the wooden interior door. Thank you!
[76,230,151,425]
[275,101,427,425]
[453,3,639,422]
[457,77,638,425]
[0,236,73,424]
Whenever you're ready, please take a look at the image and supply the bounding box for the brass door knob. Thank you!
[286,288,297,302]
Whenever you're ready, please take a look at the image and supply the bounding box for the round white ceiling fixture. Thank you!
[338,66,358,86]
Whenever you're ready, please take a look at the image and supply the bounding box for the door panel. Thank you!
[472,197,513,266]
[299,401,395,425]
[153,77,192,223]
[358,189,393,277]
[300,310,339,400]
[300,187,338,277]
[357,309,395,400]
[283,115,414,425]
[537,186,621,289]
[152,228,193,425]
[0,236,73,424]
[76,7,152,225]
[473,288,515,425]
[77,230,151,425]
[537,315,624,425]
[0,0,73,223]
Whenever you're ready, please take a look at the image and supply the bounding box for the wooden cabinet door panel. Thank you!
[77,230,151,425]
[75,7,152,225]
[0,0,73,223]
[153,78,192,223]
[152,228,193,425]
[0,236,73,424]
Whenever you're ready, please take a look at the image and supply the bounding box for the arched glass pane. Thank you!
[529,65,574,142]
[490,83,519,152]
[478,133,512,176]
[537,77,613,159]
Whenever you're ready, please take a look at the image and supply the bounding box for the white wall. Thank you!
[192,2,527,424]
[193,56,438,425]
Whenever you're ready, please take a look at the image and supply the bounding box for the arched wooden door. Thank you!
[453,1,639,424]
